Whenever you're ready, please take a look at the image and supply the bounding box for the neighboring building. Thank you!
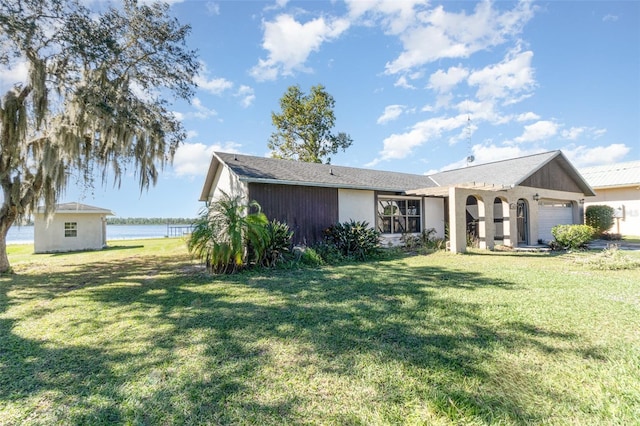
[200,151,595,253]
[34,202,114,253]
[580,161,640,236]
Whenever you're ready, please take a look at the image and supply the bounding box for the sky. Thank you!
[3,0,640,218]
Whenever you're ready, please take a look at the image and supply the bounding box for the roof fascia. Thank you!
[238,176,408,193]
[199,153,223,201]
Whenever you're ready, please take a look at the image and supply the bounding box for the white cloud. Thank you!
[235,85,255,108]
[173,141,241,176]
[467,48,535,102]
[512,120,557,143]
[250,14,350,81]
[0,59,29,89]
[603,14,618,22]
[561,127,585,141]
[394,76,415,89]
[346,0,427,34]
[194,73,233,95]
[592,128,607,139]
[429,143,544,173]
[454,99,505,124]
[428,65,469,93]
[192,97,218,119]
[376,114,468,161]
[206,1,220,15]
[377,105,405,124]
[516,112,540,122]
[470,143,542,165]
[563,144,630,167]
[384,0,535,74]
[562,126,607,140]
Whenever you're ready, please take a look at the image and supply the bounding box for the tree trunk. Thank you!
[0,215,15,274]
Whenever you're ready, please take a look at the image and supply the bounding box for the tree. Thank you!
[268,84,353,164]
[0,0,198,272]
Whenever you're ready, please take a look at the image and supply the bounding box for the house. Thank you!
[200,151,595,253]
[34,202,114,253]
[580,161,640,236]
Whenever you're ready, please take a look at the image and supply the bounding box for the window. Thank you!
[377,198,421,234]
[64,222,77,237]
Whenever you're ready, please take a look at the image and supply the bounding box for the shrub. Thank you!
[259,220,293,268]
[400,228,445,252]
[601,233,622,241]
[575,247,640,270]
[311,241,346,264]
[551,224,595,250]
[585,205,615,236]
[323,220,381,261]
[187,192,268,274]
[298,247,325,266]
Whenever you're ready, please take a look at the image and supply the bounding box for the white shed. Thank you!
[34,202,114,253]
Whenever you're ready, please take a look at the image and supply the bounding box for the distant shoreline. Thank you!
[6,223,192,245]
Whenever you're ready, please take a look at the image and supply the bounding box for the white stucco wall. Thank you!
[585,186,640,236]
[208,164,249,202]
[338,189,375,225]
[448,186,584,253]
[424,197,445,238]
[34,213,107,253]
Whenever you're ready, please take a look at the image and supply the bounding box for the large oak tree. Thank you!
[0,0,198,272]
[268,84,353,164]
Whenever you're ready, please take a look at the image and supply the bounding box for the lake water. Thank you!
[6,224,192,245]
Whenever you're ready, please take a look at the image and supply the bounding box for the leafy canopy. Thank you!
[0,0,198,272]
[268,84,353,164]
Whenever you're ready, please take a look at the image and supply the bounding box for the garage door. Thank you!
[538,202,574,243]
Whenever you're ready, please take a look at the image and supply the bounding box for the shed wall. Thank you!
[34,213,106,253]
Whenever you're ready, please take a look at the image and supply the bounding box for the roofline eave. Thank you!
[238,176,423,193]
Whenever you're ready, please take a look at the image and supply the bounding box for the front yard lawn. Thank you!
[1,239,639,425]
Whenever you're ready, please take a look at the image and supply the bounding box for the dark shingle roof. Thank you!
[428,151,560,187]
[203,150,594,199]
[215,152,437,192]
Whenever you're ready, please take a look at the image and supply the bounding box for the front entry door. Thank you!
[517,199,528,245]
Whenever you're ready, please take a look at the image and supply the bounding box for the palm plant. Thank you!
[188,191,268,274]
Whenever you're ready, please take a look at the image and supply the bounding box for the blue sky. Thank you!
[3,0,640,218]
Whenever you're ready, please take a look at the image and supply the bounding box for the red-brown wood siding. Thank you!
[248,183,338,245]
[520,158,583,193]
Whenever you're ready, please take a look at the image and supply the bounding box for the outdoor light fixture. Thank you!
[533,193,540,202]
[579,198,585,205]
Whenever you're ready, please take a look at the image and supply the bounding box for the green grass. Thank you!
[1,239,639,425]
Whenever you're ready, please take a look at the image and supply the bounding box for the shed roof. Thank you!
[579,160,640,188]
[37,202,114,215]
